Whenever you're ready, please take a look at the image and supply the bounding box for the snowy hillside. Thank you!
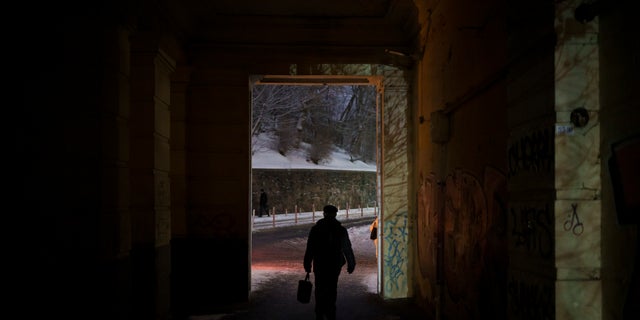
[252,132,376,172]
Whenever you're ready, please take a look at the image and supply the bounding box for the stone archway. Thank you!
[250,63,413,299]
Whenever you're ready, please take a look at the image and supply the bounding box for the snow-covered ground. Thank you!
[252,132,376,172]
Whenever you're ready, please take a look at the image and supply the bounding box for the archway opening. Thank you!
[249,75,383,299]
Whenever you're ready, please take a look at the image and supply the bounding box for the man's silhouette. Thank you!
[303,205,356,320]
[259,189,269,217]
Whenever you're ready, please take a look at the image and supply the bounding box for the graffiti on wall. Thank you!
[417,173,439,299]
[415,168,508,316]
[508,128,553,177]
[383,210,408,296]
[413,167,507,318]
[563,203,584,236]
[508,276,554,320]
[510,203,553,260]
[444,169,488,303]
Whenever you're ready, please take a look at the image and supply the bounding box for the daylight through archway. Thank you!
[249,75,382,298]
[248,63,412,302]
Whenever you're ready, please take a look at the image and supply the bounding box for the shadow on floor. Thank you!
[190,271,432,320]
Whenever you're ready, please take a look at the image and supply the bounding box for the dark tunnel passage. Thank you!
[15,1,639,319]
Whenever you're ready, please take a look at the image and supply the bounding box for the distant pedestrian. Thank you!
[304,204,356,320]
[259,189,270,217]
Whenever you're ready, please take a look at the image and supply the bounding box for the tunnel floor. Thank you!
[190,218,432,320]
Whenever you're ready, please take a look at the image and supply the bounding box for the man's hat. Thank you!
[323,205,338,214]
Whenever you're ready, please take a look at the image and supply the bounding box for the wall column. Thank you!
[98,25,134,319]
[175,52,252,315]
[130,35,176,320]
[379,66,413,299]
[554,1,602,318]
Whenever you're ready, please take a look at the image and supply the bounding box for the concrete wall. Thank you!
[413,0,509,318]
[251,169,377,214]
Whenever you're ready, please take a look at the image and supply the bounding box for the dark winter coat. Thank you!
[260,192,268,206]
[303,217,356,274]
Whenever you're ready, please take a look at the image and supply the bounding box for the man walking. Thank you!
[303,205,356,320]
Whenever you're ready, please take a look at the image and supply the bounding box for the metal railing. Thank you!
[252,204,378,230]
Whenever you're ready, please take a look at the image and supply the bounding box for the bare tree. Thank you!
[252,84,376,163]
[337,85,377,162]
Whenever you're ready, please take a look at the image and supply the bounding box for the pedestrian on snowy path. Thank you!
[259,189,269,217]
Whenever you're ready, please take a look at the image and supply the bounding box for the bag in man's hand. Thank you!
[370,227,377,240]
[297,272,312,303]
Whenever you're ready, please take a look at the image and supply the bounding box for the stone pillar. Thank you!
[174,55,251,315]
[554,1,601,318]
[379,65,413,299]
[130,35,176,320]
[99,25,134,319]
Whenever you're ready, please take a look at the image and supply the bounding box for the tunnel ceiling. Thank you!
[161,0,420,65]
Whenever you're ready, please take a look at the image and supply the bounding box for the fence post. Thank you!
[295,205,298,224]
[360,205,363,217]
[272,208,275,227]
[251,209,255,230]
[346,202,349,219]
[312,204,316,222]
